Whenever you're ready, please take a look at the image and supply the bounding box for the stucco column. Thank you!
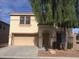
[50,37,53,48]
[50,30,56,48]
[50,32,53,48]
[8,34,12,46]
[72,33,77,50]
[38,31,42,48]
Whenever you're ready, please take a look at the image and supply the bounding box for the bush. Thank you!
[67,42,73,49]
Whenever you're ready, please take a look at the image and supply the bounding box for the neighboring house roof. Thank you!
[0,20,9,26]
[10,12,34,16]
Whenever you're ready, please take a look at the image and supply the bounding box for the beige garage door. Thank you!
[12,34,35,46]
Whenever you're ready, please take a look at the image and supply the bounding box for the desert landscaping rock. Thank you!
[48,49,56,55]
[38,49,79,57]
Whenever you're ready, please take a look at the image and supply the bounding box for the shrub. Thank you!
[67,42,73,49]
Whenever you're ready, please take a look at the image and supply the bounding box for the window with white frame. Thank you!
[20,16,30,24]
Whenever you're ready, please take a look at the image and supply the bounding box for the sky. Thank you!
[0,0,79,33]
[0,0,32,23]
[72,28,79,33]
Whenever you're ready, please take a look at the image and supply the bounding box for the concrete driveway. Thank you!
[0,46,38,58]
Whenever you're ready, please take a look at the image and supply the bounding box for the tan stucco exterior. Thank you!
[10,16,38,33]
[9,13,38,46]
[72,33,77,50]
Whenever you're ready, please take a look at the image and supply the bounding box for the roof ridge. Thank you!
[0,20,9,25]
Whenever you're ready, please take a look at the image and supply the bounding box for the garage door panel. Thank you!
[12,35,35,46]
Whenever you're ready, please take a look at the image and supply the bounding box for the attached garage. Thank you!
[12,34,37,46]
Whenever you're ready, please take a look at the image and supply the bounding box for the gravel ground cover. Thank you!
[38,49,79,57]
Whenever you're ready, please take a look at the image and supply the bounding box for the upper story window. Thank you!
[0,23,5,31]
[20,16,25,24]
[20,16,30,24]
[0,23,2,30]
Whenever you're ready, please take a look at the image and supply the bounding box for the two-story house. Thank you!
[9,12,55,48]
[9,12,76,50]
[0,20,9,47]
[9,12,38,46]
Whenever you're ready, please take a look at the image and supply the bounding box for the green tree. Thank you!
[29,0,78,50]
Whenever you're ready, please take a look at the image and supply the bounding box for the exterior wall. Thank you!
[0,21,9,43]
[73,33,79,50]
[72,33,77,50]
[10,16,38,34]
[9,14,38,46]
[71,32,79,50]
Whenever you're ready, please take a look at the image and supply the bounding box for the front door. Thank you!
[56,31,62,49]
[42,32,50,50]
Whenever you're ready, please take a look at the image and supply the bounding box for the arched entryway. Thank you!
[56,31,62,49]
[42,31,50,50]
[55,30,65,50]
[38,25,55,50]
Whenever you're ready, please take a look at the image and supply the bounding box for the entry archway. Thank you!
[42,30,50,50]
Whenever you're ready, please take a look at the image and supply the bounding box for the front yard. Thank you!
[0,46,79,57]
[38,49,79,57]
